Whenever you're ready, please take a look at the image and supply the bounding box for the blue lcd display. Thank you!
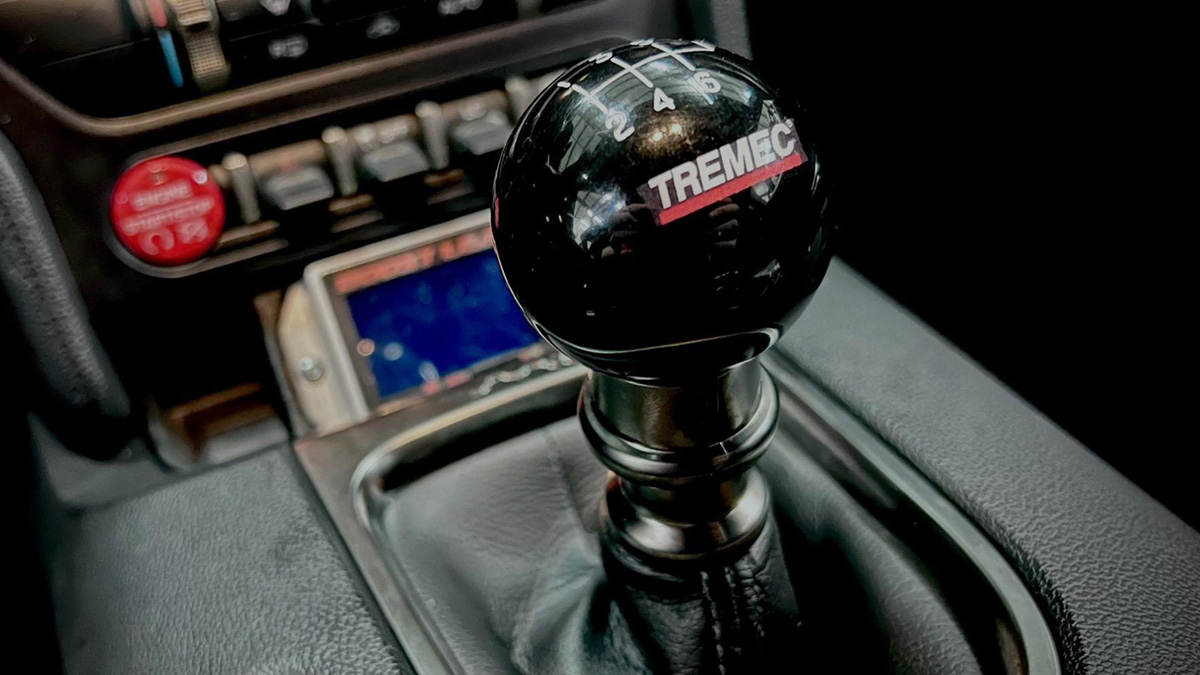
[346,250,542,399]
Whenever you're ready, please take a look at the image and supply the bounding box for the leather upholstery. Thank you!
[381,417,982,674]
[43,447,412,675]
[776,260,1200,675]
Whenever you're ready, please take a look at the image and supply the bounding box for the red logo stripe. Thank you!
[657,152,806,225]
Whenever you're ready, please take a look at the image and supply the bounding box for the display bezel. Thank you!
[303,210,549,417]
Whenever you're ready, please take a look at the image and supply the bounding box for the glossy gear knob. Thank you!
[493,39,831,382]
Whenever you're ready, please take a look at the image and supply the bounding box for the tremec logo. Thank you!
[638,120,806,225]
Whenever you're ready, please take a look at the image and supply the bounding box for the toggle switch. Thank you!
[259,166,335,211]
[322,126,358,197]
[349,115,432,184]
[359,140,431,184]
[249,141,336,212]
[221,152,261,224]
[160,0,231,91]
[415,100,451,171]
[445,91,513,158]
[504,76,535,122]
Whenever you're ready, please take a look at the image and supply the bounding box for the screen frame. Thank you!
[303,210,547,416]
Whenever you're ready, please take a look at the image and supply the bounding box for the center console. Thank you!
[283,38,1061,675]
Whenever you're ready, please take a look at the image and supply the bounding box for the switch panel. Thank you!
[135,69,565,273]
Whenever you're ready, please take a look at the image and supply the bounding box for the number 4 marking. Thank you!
[654,88,675,111]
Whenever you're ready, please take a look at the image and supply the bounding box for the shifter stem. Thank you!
[581,361,778,560]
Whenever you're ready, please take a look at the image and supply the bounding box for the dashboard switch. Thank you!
[504,76,535,119]
[227,22,325,79]
[247,141,336,212]
[330,7,422,56]
[215,0,310,38]
[429,0,516,33]
[221,152,261,224]
[350,116,431,184]
[360,140,431,183]
[449,108,512,157]
[322,127,359,196]
[260,166,336,211]
[162,0,231,90]
[440,91,513,157]
[415,100,451,170]
[110,156,226,266]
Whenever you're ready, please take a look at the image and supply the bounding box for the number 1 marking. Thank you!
[558,81,609,115]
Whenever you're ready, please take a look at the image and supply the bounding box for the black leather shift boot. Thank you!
[600,518,802,674]
[380,418,982,675]
[500,516,799,675]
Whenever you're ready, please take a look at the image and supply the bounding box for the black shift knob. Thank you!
[493,39,831,382]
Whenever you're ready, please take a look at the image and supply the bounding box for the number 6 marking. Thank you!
[690,71,721,94]
[605,111,635,141]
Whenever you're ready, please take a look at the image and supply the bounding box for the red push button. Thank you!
[110,156,226,266]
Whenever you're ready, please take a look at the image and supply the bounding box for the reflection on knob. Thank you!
[492,39,831,382]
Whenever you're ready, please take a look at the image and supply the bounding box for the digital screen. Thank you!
[345,250,541,400]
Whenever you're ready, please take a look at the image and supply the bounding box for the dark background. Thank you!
[749,6,1192,525]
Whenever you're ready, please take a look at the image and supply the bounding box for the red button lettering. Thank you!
[110,156,225,266]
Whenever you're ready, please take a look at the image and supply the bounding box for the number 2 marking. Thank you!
[654,88,675,111]
[606,111,635,141]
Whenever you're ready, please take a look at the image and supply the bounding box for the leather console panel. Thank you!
[42,447,411,675]
[0,132,131,456]
[381,417,983,674]
[776,260,1200,675]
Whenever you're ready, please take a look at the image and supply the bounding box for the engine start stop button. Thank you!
[110,156,225,266]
